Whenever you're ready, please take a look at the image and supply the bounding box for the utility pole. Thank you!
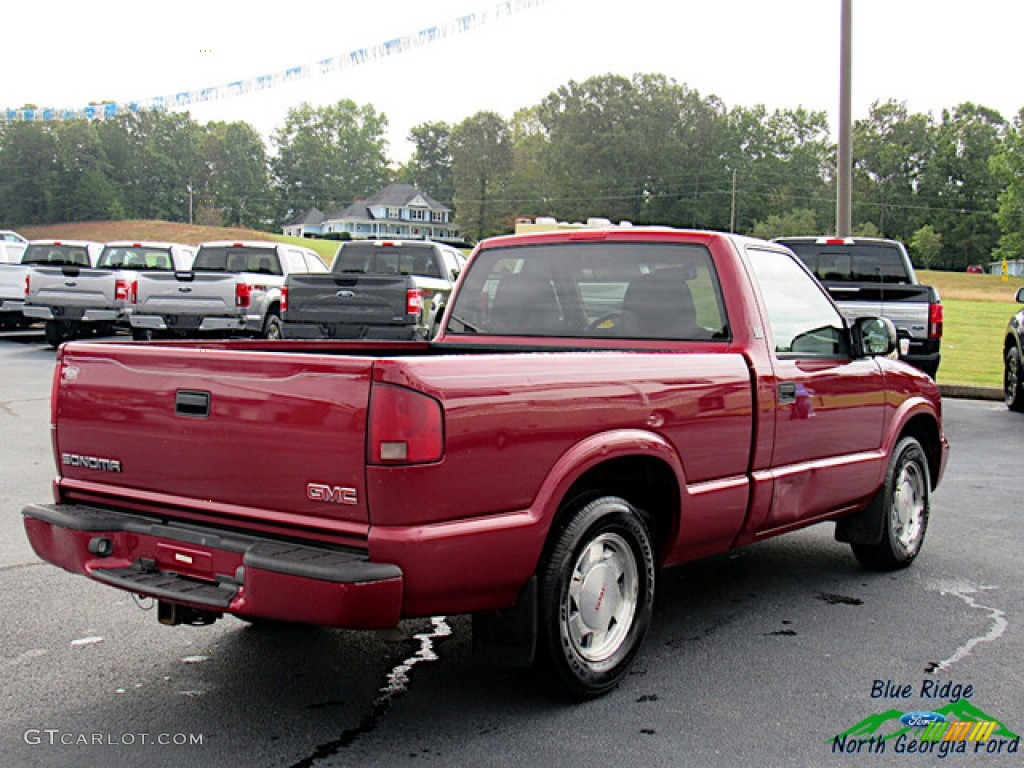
[836,0,853,236]
[188,177,194,225]
[729,169,737,233]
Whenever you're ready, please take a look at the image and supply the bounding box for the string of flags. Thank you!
[2,0,548,124]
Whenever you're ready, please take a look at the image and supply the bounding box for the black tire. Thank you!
[851,436,930,570]
[44,320,69,348]
[262,313,283,340]
[537,495,655,699]
[1004,346,1024,412]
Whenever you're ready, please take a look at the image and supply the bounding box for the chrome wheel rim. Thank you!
[892,462,926,554]
[566,532,639,663]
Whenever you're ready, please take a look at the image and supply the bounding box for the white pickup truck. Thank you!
[24,241,196,347]
[0,230,28,264]
[128,240,328,340]
[1,240,104,332]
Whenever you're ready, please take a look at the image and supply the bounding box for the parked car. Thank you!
[23,227,948,699]
[0,230,28,264]
[1,240,103,331]
[128,240,327,340]
[773,236,943,377]
[24,241,196,347]
[282,239,467,340]
[1004,286,1024,411]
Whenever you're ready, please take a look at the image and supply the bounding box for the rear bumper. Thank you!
[129,313,257,334]
[22,503,403,629]
[24,306,121,322]
[281,321,420,341]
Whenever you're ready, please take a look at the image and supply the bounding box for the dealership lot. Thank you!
[1,329,1020,767]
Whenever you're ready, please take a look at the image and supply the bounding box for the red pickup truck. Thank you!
[23,228,948,698]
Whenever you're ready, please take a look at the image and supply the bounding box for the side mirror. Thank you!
[852,316,898,358]
[1016,286,1024,303]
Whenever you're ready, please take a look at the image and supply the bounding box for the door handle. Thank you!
[778,382,797,404]
[175,390,210,418]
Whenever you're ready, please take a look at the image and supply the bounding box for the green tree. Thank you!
[399,121,454,205]
[451,111,513,239]
[272,100,391,221]
[918,103,1005,269]
[52,119,119,221]
[991,107,1024,262]
[0,121,58,225]
[909,224,943,269]
[751,208,819,240]
[852,100,933,240]
[204,121,272,228]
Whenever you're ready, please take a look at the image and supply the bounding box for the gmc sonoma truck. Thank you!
[24,241,197,347]
[282,239,467,340]
[22,228,948,698]
[773,236,943,377]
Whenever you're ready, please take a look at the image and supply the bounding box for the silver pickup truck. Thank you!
[3,240,104,333]
[24,241,196,347]
[128,240,328,340]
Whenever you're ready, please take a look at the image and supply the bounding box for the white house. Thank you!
[283,184,459,242]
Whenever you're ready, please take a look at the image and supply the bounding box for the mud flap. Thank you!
[834,499,885,546]
[472,577,537,668]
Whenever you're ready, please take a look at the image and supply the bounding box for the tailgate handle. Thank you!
[176,390,210,418]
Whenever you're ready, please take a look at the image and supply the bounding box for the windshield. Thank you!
[97,246,174,270]
[782,241,912,284]
[332,242,443,278]
[446,241,729,341]
[22,244,92,267]
[193,246,281,275]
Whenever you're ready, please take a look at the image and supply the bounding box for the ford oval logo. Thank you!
[178,286,192,293]
[335,290,356,298]
[899,711,946,728]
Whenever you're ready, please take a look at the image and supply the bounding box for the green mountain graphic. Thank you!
[832,700,1019,743]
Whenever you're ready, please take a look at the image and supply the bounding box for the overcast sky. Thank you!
[3,0,1021,162]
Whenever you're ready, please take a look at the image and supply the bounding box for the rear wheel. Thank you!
[851,436,930,570]
[537,495,655,699]
[44,320,72,348]
[1005,346,1024,412]
[262,313,283,340]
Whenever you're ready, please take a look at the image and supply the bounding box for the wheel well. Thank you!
[899,415,942,491]
[554,456,679,565]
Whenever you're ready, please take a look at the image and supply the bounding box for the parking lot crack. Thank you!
[288,616,453,768]
[928,582,1007,673]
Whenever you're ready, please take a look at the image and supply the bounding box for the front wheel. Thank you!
[851,436,930,570]
[1005,346,1024,412]
[537,495,655,699]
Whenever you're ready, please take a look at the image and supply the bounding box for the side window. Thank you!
[285,250,307,273]
[746,248,848,357]
[304,252,328,273]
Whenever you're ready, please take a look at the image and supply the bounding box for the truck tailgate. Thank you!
[29,267,117,307]
[135,272,237,315]
[285,274,412,326]
[53,342,374,539]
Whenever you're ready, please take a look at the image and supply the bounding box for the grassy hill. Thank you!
[17,220,340,262]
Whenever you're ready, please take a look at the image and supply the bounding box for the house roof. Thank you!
[285,207,326,227]
[326,183,451,222]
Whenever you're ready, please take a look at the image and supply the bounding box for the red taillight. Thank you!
[115,279,129,301]
[24,273,31,297]
[281,285,289,313]
[368,383,444,465]
[406,288,424,316]
[236,282,251,308]
[929,303,943,339]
